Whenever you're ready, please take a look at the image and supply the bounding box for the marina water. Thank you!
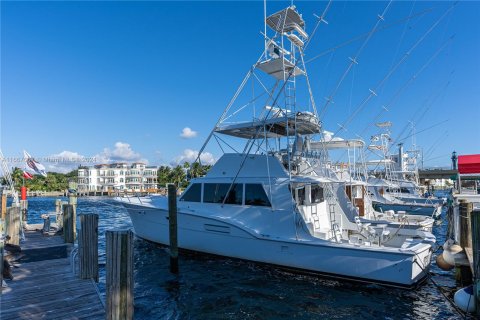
[23,197,459,319]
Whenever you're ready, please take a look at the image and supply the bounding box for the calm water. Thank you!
[21,197,461,319]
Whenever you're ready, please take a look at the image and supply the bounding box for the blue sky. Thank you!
[1,1,479,172]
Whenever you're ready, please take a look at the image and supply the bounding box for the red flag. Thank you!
[23,171,34,180]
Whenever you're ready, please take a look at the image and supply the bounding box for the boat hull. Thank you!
[123,202,432,288]
[396,196,445,206]
[373,201,441,217]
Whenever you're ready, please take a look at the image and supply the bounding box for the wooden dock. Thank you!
[1,225,105,320]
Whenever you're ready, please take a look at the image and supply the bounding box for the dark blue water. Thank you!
[22,197,461,319]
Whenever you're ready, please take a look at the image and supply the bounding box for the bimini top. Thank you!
[215,111,320,139]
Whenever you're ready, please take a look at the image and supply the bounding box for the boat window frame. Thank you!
[310,184,324,204]
[179,183,202,203]
[203,183,243,205]
[244,183,271,207]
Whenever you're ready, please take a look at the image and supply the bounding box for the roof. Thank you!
[458,154,480,174]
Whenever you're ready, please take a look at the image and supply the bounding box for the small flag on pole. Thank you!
[23,171,34,180]
[23,150,47,177]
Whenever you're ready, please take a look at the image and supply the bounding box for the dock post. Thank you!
[0,219,4,285]
[6,206,20,246]
[20,200,28,227]
[79,214,99,282]
[1,193,6,221]
[68,180,78,221]
[168,183,178,274]
[62,204,75,243]
[459,200,473,249]
[55,199,62,214]
[471,209,480,316]
[106,230,134,320]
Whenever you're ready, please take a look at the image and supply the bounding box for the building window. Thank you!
[203,183,242,205]
[245,184,271,207]
[120,178,124,183]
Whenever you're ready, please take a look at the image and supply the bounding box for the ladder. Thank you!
[323,182,341,242]
[311,203,320,229]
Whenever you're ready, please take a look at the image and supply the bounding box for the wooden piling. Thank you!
[55,199,62,213]
[1,194,6,221]
[79,214,99,282]
[459,200,473,249]
[0,220,4,285]
[20,200,28,226]
[106,229,134,320]
[6,206,20,246]
[168,183,178,274]
[471,209,480,316]
[68,181,78,222]
[62,204,75,243]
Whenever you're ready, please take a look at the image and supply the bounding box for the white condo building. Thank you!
[78,163,158,192]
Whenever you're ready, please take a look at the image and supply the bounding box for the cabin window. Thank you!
[245,184,271,207]
[292,186,305,205]
[180,183,202,202]
[311,185,324,203]
[203,183,243,205]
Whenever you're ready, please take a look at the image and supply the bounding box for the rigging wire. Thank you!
[424,130,449,160]
[319,1,393,119]
[305,7,432,64]
[392,76,453,153]
[335,31,454,139]
[303,0,333,51]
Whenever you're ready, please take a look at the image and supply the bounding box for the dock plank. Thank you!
[1,228,105,320]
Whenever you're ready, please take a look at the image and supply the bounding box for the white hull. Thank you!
[123,202,432,288]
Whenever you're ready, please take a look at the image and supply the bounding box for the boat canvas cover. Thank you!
[215,112,320,139]
[458,154,480,174]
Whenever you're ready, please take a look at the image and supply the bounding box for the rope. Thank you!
[413,257,471,319]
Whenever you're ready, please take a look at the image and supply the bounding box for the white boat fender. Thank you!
[454,285,476,313]
[442,240,463,266]
[435,254,454,271]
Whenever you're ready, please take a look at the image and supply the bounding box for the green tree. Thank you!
[171,165,186,188]
[157,166,172,188]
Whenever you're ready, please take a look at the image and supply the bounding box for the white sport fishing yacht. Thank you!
[308,138,435,232]
[116,5,434,288]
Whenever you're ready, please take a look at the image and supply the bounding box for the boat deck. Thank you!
[1,226,105,320]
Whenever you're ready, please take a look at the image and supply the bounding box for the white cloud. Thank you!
[96,142,147,163]
[43,151,93,173]
[29,142,147,173]
[180,127,198,139]
[172,149,215,166]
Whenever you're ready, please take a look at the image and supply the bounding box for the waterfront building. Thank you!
[78,163,158,192]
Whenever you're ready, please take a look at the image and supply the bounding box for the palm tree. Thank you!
[11,167,24,189]
[171,165,186,188]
